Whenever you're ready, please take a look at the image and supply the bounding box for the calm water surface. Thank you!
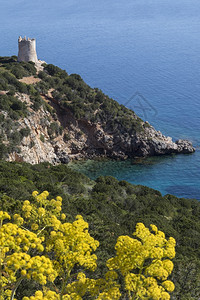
[1,0,200,199]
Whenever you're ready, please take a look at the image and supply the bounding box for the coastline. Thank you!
[68,153,200,200]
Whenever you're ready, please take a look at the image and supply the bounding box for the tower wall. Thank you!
[18,36,38,63]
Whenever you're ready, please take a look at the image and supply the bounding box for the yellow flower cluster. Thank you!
[0,191,100,300]
[13,214,24,226]
[92,271,121,300]
[107,223,176,299]
[21,191,64,232]
[0,191,176,300]
[64,272,95,299]
[65,271,121,300]
[22,290,81,300]
[47,214,99,273]
[0,289,15,300]
[5,253,57,284]
[0,211,10,223]
[0,194,60,300]
[23,290,59,300]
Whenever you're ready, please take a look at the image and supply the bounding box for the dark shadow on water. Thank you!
[130,156,173,166]
[69,154,199,200]
[69,154,178,179]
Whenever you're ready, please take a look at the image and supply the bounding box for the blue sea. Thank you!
[1,0,200,199]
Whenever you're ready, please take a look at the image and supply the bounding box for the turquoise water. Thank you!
[69,153,200,200]
[1,0,200,199]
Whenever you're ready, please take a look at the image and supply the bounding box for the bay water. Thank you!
[1,0,200,199]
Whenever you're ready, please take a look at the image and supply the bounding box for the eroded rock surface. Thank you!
[5,92,195,164]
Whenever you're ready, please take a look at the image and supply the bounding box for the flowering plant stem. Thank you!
[11,277,22,300]
[60,271,70,300]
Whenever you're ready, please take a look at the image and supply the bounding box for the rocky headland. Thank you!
[0,56,195,164]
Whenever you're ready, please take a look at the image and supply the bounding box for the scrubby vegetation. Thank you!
[0,56,36,79]
[0,57,199,298]
[0,191,176,300]
[0,161,199,299]
[0,56,150,160]
[0,57,45,157]
[0,56,145,136]
[38,63,144,133]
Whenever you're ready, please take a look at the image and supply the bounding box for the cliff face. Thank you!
[6,92,194,165]
[0,57,195,164]
[6,92,70,164]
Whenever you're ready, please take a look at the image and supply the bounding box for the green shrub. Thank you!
[20,127,31,137]
[40,134,45,142]
[63,133,71,142]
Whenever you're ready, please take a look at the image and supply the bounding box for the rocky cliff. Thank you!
[0,56,195,164]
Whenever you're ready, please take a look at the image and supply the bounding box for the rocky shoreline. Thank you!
[7,91,194,165]
[66,122,195,161]
[0,56,194,165]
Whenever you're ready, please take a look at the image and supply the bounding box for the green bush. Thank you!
[40,134,45,142]
[20,127,30,137]
[0,161,198,299]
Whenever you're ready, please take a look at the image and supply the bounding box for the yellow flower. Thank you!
[38,208,45,216]
[56,196,62,202]
[21,270,27,276]
[162,280,175,292]
[61,213,66,220]
[31,223,39,231]
[32,191,39,197]
[0,211,10,221]
[150,224,158,233]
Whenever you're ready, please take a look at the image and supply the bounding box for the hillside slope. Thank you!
[0,56,195,164]
[0,161,199,299]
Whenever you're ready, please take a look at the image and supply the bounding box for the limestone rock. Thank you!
[5,91,195,164]
[175,139,195,154]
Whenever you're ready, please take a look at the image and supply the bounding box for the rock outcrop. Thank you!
[6,92,194,165]
[0,56,194,165]
[74,121,195,160]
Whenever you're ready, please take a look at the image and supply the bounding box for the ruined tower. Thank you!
[18,36,38,63]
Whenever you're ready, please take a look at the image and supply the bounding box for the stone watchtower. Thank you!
[18,36,38,63]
